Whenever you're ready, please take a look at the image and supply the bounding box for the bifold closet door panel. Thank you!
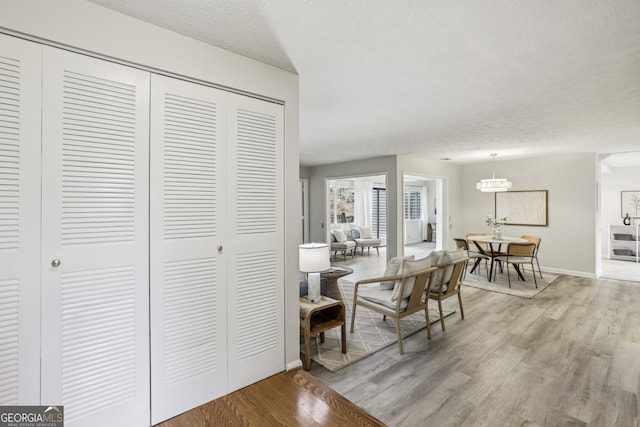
[40,47,150,427]
[0,35,42,405]
[149,75,228,424]
[226,95,284,392]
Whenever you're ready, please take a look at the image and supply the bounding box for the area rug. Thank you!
[462,265,559,298]
[305,280,455,372]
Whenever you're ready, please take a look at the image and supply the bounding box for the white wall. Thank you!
[404,220,423,244]
[0,0,302,370]
[600,166,640,257]
[461,153,598,276]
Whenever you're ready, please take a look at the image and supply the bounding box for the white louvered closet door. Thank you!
[226,95,284,392]
[149,75,228,424]
[40,47,150,427]
[0,35,41,405]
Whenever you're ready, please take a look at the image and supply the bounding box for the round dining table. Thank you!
[466,235,527,281]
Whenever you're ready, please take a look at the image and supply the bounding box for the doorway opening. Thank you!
[403,174,444,259]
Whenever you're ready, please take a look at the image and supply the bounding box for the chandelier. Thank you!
[476,153,512,192]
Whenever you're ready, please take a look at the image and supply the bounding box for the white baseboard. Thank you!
[286,359,303,371]
[540,266,596,279]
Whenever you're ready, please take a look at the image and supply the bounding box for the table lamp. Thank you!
[299,243,330,303]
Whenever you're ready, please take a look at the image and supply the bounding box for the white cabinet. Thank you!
[149,76,228,422]
[39,47,151,427]
[0,31,42,407]
[149,75,284,423]
[608,225,639,262]
[1,33,284,427]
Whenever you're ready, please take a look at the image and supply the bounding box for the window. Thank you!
[404,188,421,220]
[372,187,386,241]
[329,184,354,223]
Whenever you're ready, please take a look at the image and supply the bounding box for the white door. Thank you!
[149,75,228,424]
[226,95,284,391]
[0,34,42,405]
[40,47,150,427]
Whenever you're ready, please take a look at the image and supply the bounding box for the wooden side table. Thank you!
[320,266,353,300]
[299,296,347,370]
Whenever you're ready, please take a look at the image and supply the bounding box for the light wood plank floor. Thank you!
[312,269,640,426]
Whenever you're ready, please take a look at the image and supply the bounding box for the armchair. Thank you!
[351,226,381,255]
[350,261,438,354]
[330,229,355,260]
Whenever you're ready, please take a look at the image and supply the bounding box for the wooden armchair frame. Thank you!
[350,266,438,354]
[428,257,468,332]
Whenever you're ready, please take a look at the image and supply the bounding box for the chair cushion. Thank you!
[358,286,409,310]
[392,251,441,301]
[350,228,361,239]
[380,255,414,290]
[331,240,355,250]
[332,229,347,242]
[355,238,381,246]
[441,249,467,283]
[359,226,373,238]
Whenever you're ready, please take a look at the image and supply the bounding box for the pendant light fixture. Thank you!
[476,153,512,192]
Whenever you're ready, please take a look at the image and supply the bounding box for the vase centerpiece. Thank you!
[484,215,507,240]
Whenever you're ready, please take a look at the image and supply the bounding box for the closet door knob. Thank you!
[217,245,223,252]
[51,259,61,267]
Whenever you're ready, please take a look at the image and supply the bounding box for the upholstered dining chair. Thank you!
[453,238,490,279]
[492,242,538,288]
[521,235,542,278]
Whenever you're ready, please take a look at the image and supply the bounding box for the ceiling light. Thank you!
[476,153,512,192]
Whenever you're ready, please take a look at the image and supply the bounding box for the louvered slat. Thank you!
[0,279,18,403]
[0,54,20,400]
[235,109,277,235]
[0,55,20,251]
[61,71,137,246]
[163,258,218,385]
[163,93,217,240]
[61,267,137,423]
[235,251,278,360]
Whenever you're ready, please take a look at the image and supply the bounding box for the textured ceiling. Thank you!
[88,0,640,166]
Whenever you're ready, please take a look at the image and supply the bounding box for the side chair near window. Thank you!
[492,242,538,288]
[350,250,468,354]
[351,226,381,255]
[330,229,356,260]
[521,234,543,278]
[453,237,490,279]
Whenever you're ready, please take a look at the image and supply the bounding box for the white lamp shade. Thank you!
[299,243,330,273]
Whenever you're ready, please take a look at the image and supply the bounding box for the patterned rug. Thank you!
[305,280,455,372]
[462,264,559,298]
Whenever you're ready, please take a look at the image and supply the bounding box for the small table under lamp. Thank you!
[299,243,330,303]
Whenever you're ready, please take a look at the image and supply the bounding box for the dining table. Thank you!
[466,235,528,282]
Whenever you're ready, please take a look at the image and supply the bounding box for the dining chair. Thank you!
[453,238,490,279]
[492,242,538,288]
[465,232,505,275]
[465,233,488,253]
[521,235,542,278]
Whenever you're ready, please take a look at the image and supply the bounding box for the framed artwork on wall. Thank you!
[495,190,548,226]
[621,191,640,218]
